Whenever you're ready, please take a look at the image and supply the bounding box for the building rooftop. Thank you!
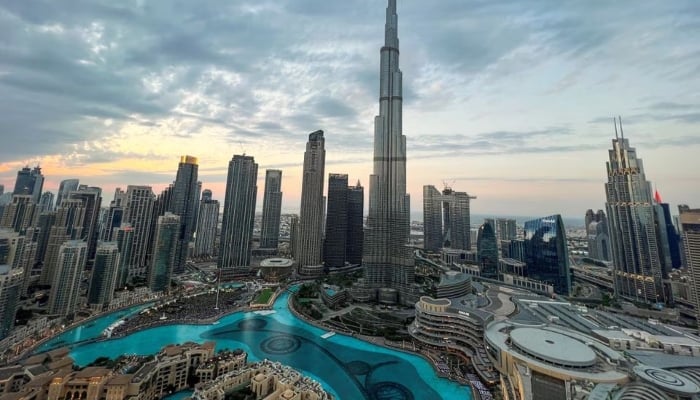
[438,270,470,285]
[633,364,700,396]
[260,258,294,268]
[510,327,597,368]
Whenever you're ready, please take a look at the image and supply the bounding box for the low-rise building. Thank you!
[320,285,347,309]
[191,359,332,400]
[409,296,496,384]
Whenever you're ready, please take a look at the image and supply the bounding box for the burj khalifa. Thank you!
[363,0,416,304]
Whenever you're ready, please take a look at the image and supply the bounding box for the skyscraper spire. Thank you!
[613,117,618,139]
[618,115,624,138]
[364,0,415,304]
[385,0,398,47]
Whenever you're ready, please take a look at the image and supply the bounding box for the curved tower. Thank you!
[363,0,415,303]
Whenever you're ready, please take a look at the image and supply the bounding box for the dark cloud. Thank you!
[0,0,698,169]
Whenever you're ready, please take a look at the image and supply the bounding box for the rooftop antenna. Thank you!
[239,141,246,156]
[618,116,624,139]
[613,117,618,139]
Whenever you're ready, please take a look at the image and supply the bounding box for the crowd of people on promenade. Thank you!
[112,289,246,336]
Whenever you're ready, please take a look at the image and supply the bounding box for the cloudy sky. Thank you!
[0,0,698,219]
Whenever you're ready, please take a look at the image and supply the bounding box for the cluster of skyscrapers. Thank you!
[0,156,227,337]
[2,0,700,349]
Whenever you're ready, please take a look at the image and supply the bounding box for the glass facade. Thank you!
[477,221,498,279]
[523,215,571,296]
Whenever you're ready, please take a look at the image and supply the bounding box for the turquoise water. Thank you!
[36,303,150,352]
[37,292,471,400]
[162,390,193,399]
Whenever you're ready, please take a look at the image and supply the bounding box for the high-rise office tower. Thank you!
[477,221,498,279]
[0,229,25,268]
[496,218,517,242]
[69,186,102,260]
[422,185,475,252]
[585,209,611,261]
[655,191,682,269]
[40,199,85,286]
[87,242,120,308]
[605,118,670,305]
[193,191,219,258]
[55,179,79,210]
[0,264,23,339]
[113,225,135,288]
[324,174,349,268]
[201,189,213,202]
[123,185,155,279]
[297,131,326,276]
[363,0,415,303]
[679,205,700,330]
[0,195,38,233]
[423,186,443,252]
[260,170,283,250]
[585,209,596,231]
[442,187,473,250]
[12,166,44,203]
[346,181,364,266]
[0,185,3,196]
[100,188,126,242]
[148,213,179,293]
[587,214,611,261]
[171,156,199,274]
[48,240,87,317]
[524,215,571,295]
[290,215,300,259]
[218,155,258,278]
[12,167,32,196]
[39,191,54,213]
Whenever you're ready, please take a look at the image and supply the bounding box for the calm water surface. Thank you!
[36,292,471,400]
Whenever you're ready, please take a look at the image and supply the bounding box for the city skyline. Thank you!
[0,1,699,217]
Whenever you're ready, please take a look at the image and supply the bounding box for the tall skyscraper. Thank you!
[260,170,283,250]
[39,191,54,213]
[346,181,364,266]
[655,191,682,269]
[524,215,571,296]
[40,199,85,286]
[585,209,611,261]
[193,191,219,258]
[113,225,135,288]
[87,242,120,308]
[171,156,199,274]
[679,205,700,331]
[100,188,126,242]
[218,155,258,279]
[12,166,44,203]
[605,118,670,305]
[48,240,87,317]
[423,186,443,252]
[477,221,498,279]
[0,264,23,339]
[297,131,326,276]
[123,185,155,279]
[0,185,4,196]
[363,0,415,303]
[55,179,79,209]
[0,195,38,233]
[422,185,475,252]
[324,174,349,268]
[495,218,517,242]
[69,185,102,260]
[148,213,179,293]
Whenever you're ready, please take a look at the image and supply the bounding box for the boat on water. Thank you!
[320,331,336,339]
